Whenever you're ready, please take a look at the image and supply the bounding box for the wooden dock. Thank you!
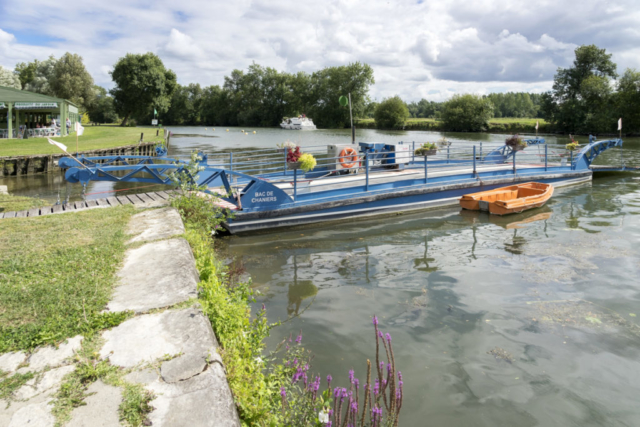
[0,191,176,219]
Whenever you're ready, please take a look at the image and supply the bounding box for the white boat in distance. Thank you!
[280,115,317,130]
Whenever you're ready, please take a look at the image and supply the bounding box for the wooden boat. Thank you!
[459,182,553,215]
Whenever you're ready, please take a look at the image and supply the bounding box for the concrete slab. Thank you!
[129,365,240,427]
[161,354,207,383]
[100,308,220,369]
[0,351,27,374]
[15,365,76,400]
[8,400,54,427]
[126,207,185,244]
[67,380,122,427]
[27,335,83,372]
[107,239,199,313]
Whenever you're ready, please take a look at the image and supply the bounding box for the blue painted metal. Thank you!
[57,135,630,233]
[483,138,546,164]
[572,135,623,171]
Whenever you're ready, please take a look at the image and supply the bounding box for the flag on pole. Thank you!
[618,118,622,131]
[75,122,84,136]
[535,120,539,130]
[154,108,158,116]
[47,138,68,152]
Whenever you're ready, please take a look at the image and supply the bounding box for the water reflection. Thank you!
[225,176,640,427]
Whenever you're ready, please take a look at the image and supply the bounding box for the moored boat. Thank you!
[459,182,553,215]
[280,115,316,130]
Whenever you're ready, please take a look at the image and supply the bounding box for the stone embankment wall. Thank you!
[0,142,157,177]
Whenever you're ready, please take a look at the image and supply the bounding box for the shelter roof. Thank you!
[0,86,78,107]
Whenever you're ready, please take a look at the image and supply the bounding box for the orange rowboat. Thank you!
[459,182,553,215]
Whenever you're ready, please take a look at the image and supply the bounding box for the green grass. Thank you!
[0,370,35,401]
[356,117,547,125]
[488,117,547,125]
[0,126,164,157]
[0,194,49,213]
[0,206,135,352]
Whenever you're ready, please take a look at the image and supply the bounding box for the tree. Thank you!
[441,94,494,131]
[616,69,640,133]
[50,53,95,109]
[110,53,177,126]
[0,66,20,89]
[374,96,409,128]
[24,56,57,95]
[86,86,118,124]
[307,62,375,128]
[14,61,38,89]
[542,45,618,133]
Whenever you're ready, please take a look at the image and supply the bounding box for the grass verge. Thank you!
[355,117,551,133]
[0,126,164,157]
[0,206,135,352]
[0,194,49,213]
[170,191,277,425]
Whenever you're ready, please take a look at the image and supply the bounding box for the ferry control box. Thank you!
[358,142,388,168]
[383,142,411,167]
[327,144,359,172]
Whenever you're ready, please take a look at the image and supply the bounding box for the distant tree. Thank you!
[0,66,20,89]
[374,96,409,128]
[441,94,494,131]
[110,53,177,126]
[616,69,640,133]
[50,53,95,108]
[24,56,57,95]
[14,61,38,89]
[407,99,442,118]
[86,86,118,124]
[542,45,618,133]
[307,62,375,128]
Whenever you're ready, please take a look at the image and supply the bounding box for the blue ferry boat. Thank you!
[60,135,625,234]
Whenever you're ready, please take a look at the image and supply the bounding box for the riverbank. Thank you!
[355,117,553,133]
[0,198,241,426]
[0,126,166,177]
[0,126,165,157]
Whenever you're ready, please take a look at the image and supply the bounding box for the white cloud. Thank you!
[0,0,638,102]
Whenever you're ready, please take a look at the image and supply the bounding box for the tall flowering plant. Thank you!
[271,316,403,426]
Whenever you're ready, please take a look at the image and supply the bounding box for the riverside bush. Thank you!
[374,96,410,129]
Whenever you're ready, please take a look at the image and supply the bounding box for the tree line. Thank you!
[3,43,639,133]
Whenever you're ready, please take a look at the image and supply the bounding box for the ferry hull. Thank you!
[224,171,591,234]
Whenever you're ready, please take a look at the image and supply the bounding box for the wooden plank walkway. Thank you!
[0,191,178,220]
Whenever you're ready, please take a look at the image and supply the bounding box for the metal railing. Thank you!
[190,142,578,207]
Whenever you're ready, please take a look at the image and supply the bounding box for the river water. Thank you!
[4,127,640,426]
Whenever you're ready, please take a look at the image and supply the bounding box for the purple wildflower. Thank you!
[385,333,392,342]
[374,379,379,395]
[280,387,286,397]
[373,315,378,326]
[387,363,392,373]
[327,374,332,388]
[354,378,359,389]
[334,388,341,398]
[378,330,383,338]
[348,369,354,384]
[379,361,384,371]
[295,331,302,344]
[261,303,265,310]
[351,401,358,413]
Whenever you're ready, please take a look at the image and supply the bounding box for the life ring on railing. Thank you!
[339,147,359,169]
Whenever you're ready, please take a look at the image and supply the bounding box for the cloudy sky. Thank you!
[1,0,639,101]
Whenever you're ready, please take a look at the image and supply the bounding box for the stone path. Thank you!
[0,206,240,426]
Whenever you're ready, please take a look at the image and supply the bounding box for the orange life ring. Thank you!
[339,147,359,169]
